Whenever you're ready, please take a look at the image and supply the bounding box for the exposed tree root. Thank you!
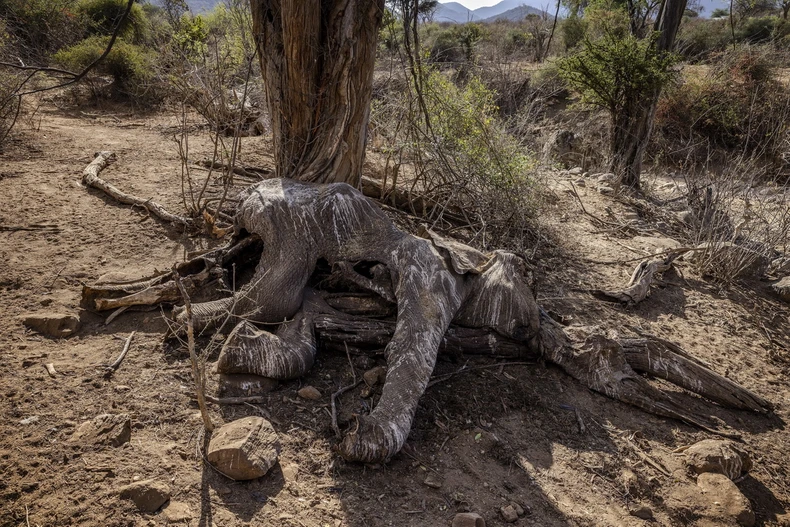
[82,178,772,464]
[82,151,194,228]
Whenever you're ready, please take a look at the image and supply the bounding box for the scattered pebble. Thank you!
[630,505,654,520]
[297,386,322,400]
[363,366,387,387]
[452,512,485,527]
[500,505,518,523]
[423,473,442,489]
[118,479,170,512]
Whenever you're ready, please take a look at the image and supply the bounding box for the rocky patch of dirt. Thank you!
[1,101,789,527]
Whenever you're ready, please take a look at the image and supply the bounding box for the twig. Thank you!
[331,379,363,438]
[575,407,586,434]
[104,331,135,375]
[426,361,535,388]
[206,395,268,405]
[104,306,129,326]
[174,271,213,432]
[0,224,60,233]
[344,342,357,383]
[627,441,672,477]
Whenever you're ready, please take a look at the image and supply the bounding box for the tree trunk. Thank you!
[250,0,384,187]
[612,0,687,189]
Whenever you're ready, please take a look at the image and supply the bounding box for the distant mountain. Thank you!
[435,1,548,23]
[434,2,482,23]
[482,4,546,21]
[473,0,532,19]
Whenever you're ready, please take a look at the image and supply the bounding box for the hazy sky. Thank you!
[452,0,503,8]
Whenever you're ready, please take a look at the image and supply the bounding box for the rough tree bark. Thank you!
[83,176,771,464]
[250,0,384,187]
[613,0,687,189]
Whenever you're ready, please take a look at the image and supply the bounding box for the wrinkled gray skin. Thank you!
[180,178,540,463]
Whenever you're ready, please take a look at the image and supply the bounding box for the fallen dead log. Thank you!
[82,151,193,228]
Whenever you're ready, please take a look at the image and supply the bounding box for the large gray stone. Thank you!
[666,474,755,527]
[21,312,80,338]
[697,473,755,527]
[684,439,752,480]
[207,417,280,480]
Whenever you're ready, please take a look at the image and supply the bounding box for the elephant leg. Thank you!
[175,242,314,331]
[216,300,317,380]
[337,243,462,463]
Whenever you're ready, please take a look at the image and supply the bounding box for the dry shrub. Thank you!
[653,47,790,172]
[678,157,789,283]
[370,64,543,252]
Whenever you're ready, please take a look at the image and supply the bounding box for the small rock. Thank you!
[697,472,755,526]
[630,505,653,520]
[353,355,376,370]
[621,468,643,497]
[623,211,640,221]
[598,185,614,195]
[510,502,526,516]
[19,416,39,425]
[72,414,131,447]
[684,439,752,480]
[452,512,485,527]
[568,167,583,175]
[162,501,192,522]
[21,312,80,338]
[207,417,280,480]
[218,373,278,398]
[119,479,170,512]
[676,210,693,224]
[297,386,321,400]
[500,505,518,523]
[771,276,790,302]
[423,473,442,489]
[596,172,616,183]
[39,298,53,307]
[363,366,387,387]
[573,178,586,187]
[281,463,298,483]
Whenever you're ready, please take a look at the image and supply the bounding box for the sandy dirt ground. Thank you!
[1,100,789,527]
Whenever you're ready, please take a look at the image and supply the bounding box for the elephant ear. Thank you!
[417,226,491,275]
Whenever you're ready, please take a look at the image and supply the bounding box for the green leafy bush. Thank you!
[561,15,587,50]
[557,30,677,116]
[426,23,485,64]
[76,0,150,44]
[54,35,154,96]
[0,0,82,60]
[676,18,732,60]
